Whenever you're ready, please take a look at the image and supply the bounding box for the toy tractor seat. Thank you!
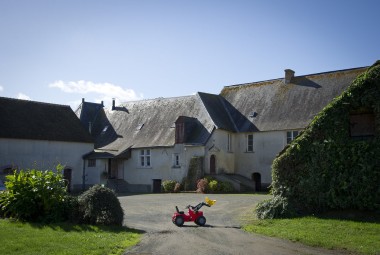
[175,206,184,214]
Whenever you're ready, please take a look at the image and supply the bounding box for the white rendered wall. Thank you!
[234,131,287,185]
[123,145,204,187]
[0,138,93,190]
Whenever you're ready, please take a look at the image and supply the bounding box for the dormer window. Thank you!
[101,126,108,135]
[136,123,144,131]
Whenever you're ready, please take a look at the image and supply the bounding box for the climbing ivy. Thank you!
[256,61,380,218]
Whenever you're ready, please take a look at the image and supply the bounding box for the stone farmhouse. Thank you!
[76,66,366,193]
[0,66,368,193]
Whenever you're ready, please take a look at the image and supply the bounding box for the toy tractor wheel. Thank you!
[174,216,184,227]
[195,216,206,226]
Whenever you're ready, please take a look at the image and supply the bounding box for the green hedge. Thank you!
[257,61,380,218]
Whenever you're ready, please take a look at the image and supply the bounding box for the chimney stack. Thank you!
[82,98,85,103]
[101,101,104,107]
[112,98,115,110]
[284,69,295,84]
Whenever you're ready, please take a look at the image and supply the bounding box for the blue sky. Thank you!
[0,0,379,109]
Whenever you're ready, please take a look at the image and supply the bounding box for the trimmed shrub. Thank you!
[0,166,67,222]
[220,181,234,193]
[78,185,124,226]
[196,178,208,193]
[162,180,177,193]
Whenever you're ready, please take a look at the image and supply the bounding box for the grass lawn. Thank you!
[0,219,142,255]
[243,215,380,255]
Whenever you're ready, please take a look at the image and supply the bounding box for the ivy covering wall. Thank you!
[256,61,380,219]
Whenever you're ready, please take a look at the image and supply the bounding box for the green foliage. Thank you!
[0,219,141,255]
[208,180,219,192]
[255,196,296,219]
[0,165,67,222]
[219,181,234,193]
[262,61,380,218]
[244,216,380,255]
[207,179,234,193]
[162,180,177,193]
[78,185,124,226]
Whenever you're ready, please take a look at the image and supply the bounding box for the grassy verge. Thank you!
[0,219,142,255]
[243,216,380,255]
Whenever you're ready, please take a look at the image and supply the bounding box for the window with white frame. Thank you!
[227,133,232,152]
[286,130,299,144]
[173,153,180,167]
[139,149,151,167]
[247,134,253,152]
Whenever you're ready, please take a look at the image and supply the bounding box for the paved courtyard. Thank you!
[119,193,349,255]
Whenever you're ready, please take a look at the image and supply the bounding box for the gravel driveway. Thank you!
[120,193,348,255]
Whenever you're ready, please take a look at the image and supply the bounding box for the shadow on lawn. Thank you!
[28,222,146,234]
[315,209,380,223]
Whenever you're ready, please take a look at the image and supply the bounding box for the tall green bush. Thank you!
[0,165,67,222]
[257,61,380,218]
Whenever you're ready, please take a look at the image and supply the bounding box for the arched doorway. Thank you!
[252,172,261,192]
[63,168,72,193]
[210,155,216,175]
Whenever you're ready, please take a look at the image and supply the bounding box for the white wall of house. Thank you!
[234,131,287,186]
[123,145,205,189]
[83,158,109,186]
[204,129,235,175]
[0,138,93,191]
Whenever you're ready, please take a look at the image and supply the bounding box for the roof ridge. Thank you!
[118,94,196,105]
[0,96,70,108]
[222,66,368,90]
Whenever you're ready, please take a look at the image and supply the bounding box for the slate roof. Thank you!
[92,93,224,154]
[0,97,93,143]
[75,100,105,139]
[220,67,367,132]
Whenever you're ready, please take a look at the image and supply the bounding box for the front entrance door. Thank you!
[63,168,72,193]
[152,179,162,193]
[210,155,216,175]
[252,172,261,192]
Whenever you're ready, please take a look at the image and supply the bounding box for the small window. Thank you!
[101,126,109,135]
[247,134,253,152]
[173,153,180,167]
[88,159,96,167]
[227,133,232,152]
[136,124,144,131]
[140,149,151,167]
[350,113,375,139]
[287,130,299,144]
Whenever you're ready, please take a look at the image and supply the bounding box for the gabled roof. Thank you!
[220,67,367,132]
[75,100,105,138]
[0,97,93,143]
[93,94,219,153]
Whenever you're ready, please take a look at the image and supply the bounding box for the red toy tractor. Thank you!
[172,197,216,227]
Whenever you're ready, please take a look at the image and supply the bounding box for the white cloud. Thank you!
[49,80,142,102]
[17,93,31,100]
[0,85,3,92]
